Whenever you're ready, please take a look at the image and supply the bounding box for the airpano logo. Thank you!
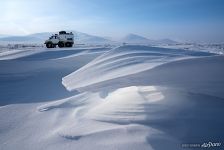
[181,141,222,149]
[201,142,221,148]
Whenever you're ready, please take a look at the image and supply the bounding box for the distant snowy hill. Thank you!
[72,31,113,44]
[121,34,178,45]
[0,33,51,43]
[0,36,43,43]
[0,34,12,38]
[28,32,54,40]
[157,38,179,45]
[0,31,113,44]
[0,31,179,45]
[122,34,156,44]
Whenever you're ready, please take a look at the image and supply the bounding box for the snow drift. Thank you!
[62,45,215,91]
[0,45,224,150]
[0,47,110,105]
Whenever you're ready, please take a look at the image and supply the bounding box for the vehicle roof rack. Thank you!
[59,31,66,34]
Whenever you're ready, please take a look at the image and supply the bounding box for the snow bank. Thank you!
[62,45,215,91]
[72,54,224,98]
[0,47,109,105]
[36,85,224,149]
[1,45,223,150]
[0,49,43,60]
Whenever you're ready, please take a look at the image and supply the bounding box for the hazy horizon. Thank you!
[1,0,224,43]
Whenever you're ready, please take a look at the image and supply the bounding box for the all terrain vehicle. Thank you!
[45,31,74,48]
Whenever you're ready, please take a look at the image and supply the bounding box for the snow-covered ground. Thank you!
[158,43,224,55]
[0,45,224,150]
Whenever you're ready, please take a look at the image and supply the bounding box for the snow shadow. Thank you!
[0,48,106,106]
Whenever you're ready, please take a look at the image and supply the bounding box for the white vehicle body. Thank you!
[45,31,74,48]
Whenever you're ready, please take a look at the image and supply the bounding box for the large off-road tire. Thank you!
[69,43,74,47]
[58,42,65,48]
[65,42,72,47]
[46,42,53,48]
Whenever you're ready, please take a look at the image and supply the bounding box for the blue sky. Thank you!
[1,0,224,42]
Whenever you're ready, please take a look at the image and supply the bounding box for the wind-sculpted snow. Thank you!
[70,54,224,99]
[36,85,224,149]
[0,49,43,60]
[63,45,215,91]
[0,45,223,150]
[0,47,109,105]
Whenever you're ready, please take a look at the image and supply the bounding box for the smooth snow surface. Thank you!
[62,45,215,91]
[0,45,224,150]
[0,47,109,105]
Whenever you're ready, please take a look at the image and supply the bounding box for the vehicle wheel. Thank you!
[46,42,53,48]
[58,42,64,48]
[65,42,73,47]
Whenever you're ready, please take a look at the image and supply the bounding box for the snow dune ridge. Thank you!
[1,45,223,150]
[62,45,216,92]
